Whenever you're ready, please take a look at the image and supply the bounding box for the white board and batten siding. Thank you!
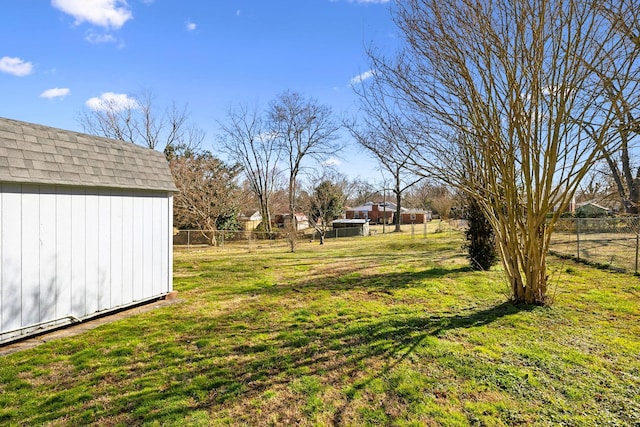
[0,117,177,344]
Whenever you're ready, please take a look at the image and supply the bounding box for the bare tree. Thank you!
[300,169,348,244]
[348,81,424,232]
[269,91,343,251]
[78,88,203,155]
[404,180,443,209]
[371,0,640,304]
[429,191,456,220]
[345,177,378,207]
[170,152,242,245]
[590,2,640,213]
[218,104,281,234]
[574,163,620,207]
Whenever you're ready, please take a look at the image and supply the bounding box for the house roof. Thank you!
[239,211,262,221]
[348,202,396,213]
[347,201,410,213]
[332,219,368,224]
[0,117,177,192]
[403,208,431,214]
[576,201,610,211]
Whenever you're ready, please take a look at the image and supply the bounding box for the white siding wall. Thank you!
[0,184,173,342]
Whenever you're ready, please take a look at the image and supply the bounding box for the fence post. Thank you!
[635,233,640,274]
[576,218,581,261]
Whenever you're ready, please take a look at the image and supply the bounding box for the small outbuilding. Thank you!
[0,117,177,344]
[330,218,370,237]
[275,213,310,231]
[238,210,263,231]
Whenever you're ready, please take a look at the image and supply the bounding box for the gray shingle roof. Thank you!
[0,117,177,192]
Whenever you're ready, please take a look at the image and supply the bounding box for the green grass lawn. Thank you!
[1,231,639,426]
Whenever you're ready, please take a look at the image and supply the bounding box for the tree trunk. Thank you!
[204,229,217,246]
[288,177,297,252]
[395,187,402,232]
[629,177,640,214]
[260,208,272,235]
[497,222,549,305]
[287,223,297,253]
[258,194,272,235]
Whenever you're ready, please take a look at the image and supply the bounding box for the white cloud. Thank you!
[236,10,241,17]
[542,85,561,96]
[40,87,70,99]
[186,21,196,31]
[0,56,34,76]
[349,70,375,86]
[51,0,133,29]
[322,157,342,167]
[86,92,138,111]
[85,31,118,44]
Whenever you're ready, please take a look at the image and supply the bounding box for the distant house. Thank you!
[274,213,309,231]
[345,202,398,224]
[400,208,432,224]
[576,202,611,218]
[345,202,430,225]
[238,211,262,230]
[0,117,177,344]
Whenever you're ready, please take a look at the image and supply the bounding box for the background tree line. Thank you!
[79,88,450,250]
[78,0,640,306]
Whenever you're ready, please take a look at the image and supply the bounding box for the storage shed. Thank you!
[330,219,370,237]
[0,117,177,344]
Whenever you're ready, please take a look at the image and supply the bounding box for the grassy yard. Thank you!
[1,231,639,426]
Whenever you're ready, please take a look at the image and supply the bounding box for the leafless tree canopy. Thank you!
[594,2,640,212]
[268,91,343,251]
[217,92,343,245]
[370,0,640,304]
[219,104,282,234]
[78,89,204,155]
[170,153,242,245]
[349,78,425,231]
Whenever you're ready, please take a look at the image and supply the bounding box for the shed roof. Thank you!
[0,117,177,192]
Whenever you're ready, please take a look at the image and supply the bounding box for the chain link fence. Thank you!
[174,219,640,273]
[173,220,465,251]
[173,228,365,250]
[550,217,640,273]
[173,229,289,250]
[173,227,400,250]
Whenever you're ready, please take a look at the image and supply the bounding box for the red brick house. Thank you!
[345,202,395,224]
[346,202,432,225]
[400,209,432,224]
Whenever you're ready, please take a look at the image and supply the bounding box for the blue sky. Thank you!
[0,0,399,182]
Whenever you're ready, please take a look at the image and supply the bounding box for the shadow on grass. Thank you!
[72,300,533,425]
[237,263,475,296]
[328,301,534,424]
